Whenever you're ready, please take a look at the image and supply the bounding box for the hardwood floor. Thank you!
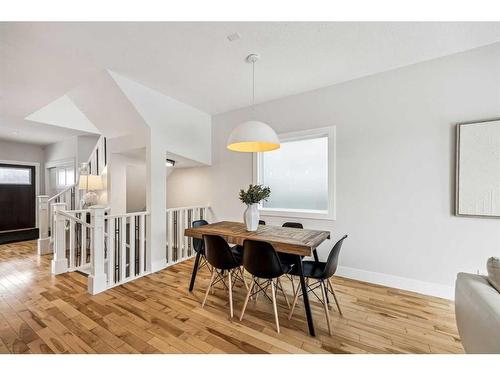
[0,240,464,354]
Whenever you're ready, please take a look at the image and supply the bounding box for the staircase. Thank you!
[32,72,213,295]
[37,134,210,295]
[37,135,107,255]
[50,204,209,295]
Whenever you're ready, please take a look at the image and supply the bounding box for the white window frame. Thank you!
[56,166,75,188]
[253,126,336,221]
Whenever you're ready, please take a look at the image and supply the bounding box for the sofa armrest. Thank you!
[455,272,500,353]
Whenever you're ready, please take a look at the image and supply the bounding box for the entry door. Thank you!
[0,164,36,232]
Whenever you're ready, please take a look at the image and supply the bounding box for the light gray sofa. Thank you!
[455,272,500,353]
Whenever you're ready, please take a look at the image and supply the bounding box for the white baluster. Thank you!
[89,212,94,266]
[178,209,184,261]
[107,218,115,286]
[51,202,68,275]
[37,195,51,255]
[120,216,127,280]
[81,218,87,267]
[88,206,107,295]
[129,215,136,277]
[167,211,173,265]
[139,214,145,275]
[69,220,75,270]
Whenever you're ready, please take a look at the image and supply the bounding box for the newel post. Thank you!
[51,202,68,274]
[37,195,51,255]
[88,205,107,295]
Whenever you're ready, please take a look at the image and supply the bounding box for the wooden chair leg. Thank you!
[202,268,216,308]
[320,280,332,335]
[240,267,249,290]
[277,277,290,308]
[228,269,233,318]
[239,278,255,321]
[270,280,280,334]
[328,279,343,316]
[288,279,301,319]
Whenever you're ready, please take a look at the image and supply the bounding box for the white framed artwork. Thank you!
[456,119,500,217]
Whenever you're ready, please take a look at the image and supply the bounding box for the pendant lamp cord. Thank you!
[252,60,255,111]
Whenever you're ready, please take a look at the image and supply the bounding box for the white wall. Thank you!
[0,139,45,194]
[167,43,500,299]
[77,135,101,166]
[110,71,212,166]
[126,164,147,212]
[166,167,211,208]
[43,136,78,164]
[44,135,100,165]
[108,153,146,214]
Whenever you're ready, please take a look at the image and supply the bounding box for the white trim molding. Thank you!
[336,266,455,300]
[253,125,336,221]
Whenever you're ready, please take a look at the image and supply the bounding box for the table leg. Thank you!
[297,255,315,336]
[189,251,201,292]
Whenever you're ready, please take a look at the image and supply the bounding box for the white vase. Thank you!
[244,203,259,231]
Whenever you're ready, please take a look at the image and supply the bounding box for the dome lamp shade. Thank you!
[227,54,280,153]
[227,120,280,152]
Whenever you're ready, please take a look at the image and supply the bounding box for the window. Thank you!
[56,166,75,188]
[0,166,31,185]
[254,126,336,220]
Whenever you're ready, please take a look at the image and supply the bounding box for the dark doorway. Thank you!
[0,163,36,232]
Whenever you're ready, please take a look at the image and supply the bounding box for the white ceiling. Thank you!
[0,116,95,145]
[2,22,500,145]
[25,94,100,134]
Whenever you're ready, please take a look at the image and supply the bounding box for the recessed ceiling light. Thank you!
[227,33,241,42]
[11,131,18,136]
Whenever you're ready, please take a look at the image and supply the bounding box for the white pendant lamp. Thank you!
[227,54,280,153]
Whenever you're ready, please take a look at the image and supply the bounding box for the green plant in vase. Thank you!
[239,184,271,231]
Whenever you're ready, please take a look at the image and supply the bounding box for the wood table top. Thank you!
[184,221,330,257]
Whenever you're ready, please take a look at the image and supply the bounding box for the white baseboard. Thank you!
[151,258,168,273]
[336,266,454,300]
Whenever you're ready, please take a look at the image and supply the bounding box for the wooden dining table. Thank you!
[184,221,331,336]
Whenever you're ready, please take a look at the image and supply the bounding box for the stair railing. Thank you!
[166,205,209,266]
[37,135,107,255]
[103,211,149,293]
[52,205,147,294]
[37,185,76,255]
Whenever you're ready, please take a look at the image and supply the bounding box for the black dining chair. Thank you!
[278,222,305,292]
[239,239,292,333]
[288,234,348,336]
[232,220,266,258]
[279,222,320,264]
[201,234,248,318]
[192,219,210,270]
[188,220,212,292]
[282,222,303,229]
